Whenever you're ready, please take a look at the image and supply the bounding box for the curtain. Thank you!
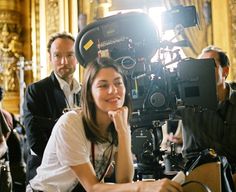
[163,0,212,58]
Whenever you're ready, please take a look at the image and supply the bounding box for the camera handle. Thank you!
[152,120,164,150]
[164,49,182,67]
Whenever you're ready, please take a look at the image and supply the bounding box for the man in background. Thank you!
[23,32,81,183]
[181,45,236,189]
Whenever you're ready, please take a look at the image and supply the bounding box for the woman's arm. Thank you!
[92,179,182,192]
[108,106,134,183]
[70,162,99,192]
[70,163,182,192]
[114,127,134,183]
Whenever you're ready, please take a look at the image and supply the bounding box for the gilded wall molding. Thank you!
[0,0,24,114]
[31,0,41,82]
[0,10,21,24]
[0,8,23,91]
[46,0,60,37]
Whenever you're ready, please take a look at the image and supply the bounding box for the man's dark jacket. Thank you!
[23,72,80,182]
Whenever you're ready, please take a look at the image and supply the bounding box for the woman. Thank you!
[28,57,182,192]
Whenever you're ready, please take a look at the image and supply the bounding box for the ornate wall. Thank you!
[0,0,24,114]
[0,1,23,91]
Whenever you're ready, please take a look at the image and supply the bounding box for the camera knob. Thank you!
[149,92,165,108]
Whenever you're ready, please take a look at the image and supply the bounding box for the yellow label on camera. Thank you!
[84,40,94,51]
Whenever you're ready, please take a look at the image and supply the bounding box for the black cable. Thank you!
[182,180,212,192]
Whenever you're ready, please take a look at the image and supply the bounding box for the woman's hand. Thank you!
[108,106,129,134]
[138,178,183,192]
[167,134,183,145]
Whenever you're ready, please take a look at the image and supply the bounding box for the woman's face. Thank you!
[91,67,126,114]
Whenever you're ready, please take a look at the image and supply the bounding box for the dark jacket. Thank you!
[181,82,236,172]
[23,72,80,181]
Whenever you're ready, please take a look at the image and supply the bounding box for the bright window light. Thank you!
[107,6,186,69]
[148,7,166,36]
[106,9,142,16]
[148,7,186,67]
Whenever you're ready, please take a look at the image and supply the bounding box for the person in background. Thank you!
[1,89,27,192]
[180,45,236,188]
[0,118,8,158]
[23,32,81,183]
[27,57,182,192]
[0,86,13,191]
[162,120,183,149]
[0,85,12,157]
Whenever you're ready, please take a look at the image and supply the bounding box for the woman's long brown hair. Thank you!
[81,57,132,145]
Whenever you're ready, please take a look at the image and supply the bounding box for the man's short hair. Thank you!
[47,32,75,53]
[199,45,230,68]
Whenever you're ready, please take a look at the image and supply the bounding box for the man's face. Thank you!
[200,50,229,101]
[200,51,227,86]
[49,38,77,80]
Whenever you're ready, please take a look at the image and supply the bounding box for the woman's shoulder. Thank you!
[53,108,86,138]
[56,109,83,129]
[62,108,82,119]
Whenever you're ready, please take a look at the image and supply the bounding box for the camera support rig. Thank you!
[132,120,166,180]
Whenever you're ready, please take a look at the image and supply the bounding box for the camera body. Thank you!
[75,12,159,67]
[75,9,217,179]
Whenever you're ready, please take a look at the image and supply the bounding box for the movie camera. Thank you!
[75,5,217,179]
